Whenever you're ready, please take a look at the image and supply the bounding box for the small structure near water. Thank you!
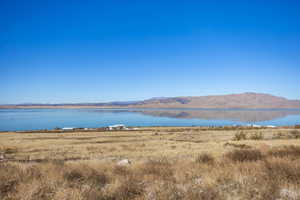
[107,124,127,130]
[246,124,277,128]
[62,127,76,131]
[266,125,276,128]
[53,125,137,132]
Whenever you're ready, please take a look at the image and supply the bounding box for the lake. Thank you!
[0,108,300,131]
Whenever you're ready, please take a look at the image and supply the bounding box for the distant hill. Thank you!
[1,93,300,109]
[129,93,300,108]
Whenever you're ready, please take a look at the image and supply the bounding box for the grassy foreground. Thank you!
[1,127,300,199]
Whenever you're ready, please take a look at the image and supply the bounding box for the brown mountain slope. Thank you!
[129,93,300,108]
[1,92,300,109]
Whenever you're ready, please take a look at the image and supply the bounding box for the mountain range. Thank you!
[1,93,300,109]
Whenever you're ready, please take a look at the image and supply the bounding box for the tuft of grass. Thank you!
[264,158,300,184]
[233,131,247,141]
[225,149,264,162]
[114,165,131,176]
[268,145,300,158]
[0,164,19,197]
[111,175,144,200]
[140,158,174,180]
[63,168,84,183]
[290,130,300,139]
[224,142,252,149]
[195,153,215,165]
[63,164,109,189]
[197,186,223,200]
[272,132,285,139]
[249,132,264,140]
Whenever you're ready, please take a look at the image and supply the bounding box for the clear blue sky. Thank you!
[1,0,299,104]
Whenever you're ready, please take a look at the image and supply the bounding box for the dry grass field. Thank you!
[1,127,300,200]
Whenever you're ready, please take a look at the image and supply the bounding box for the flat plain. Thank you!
[0,127,299,162]
[1,127,300,200]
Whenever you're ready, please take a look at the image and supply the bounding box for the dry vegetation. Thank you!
[1,127,300,200]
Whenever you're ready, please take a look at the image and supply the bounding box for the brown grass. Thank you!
[0,127,298,162]
[0,127,300,199]
[249,132,264,140]
[225,149,264,162]
[1,147,300,200]
[195,153,215,164]
[268,145,300,158]
[233,131,247,141]
[290,130,300,139]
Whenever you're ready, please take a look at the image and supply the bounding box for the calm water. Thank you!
[0,108,300,131]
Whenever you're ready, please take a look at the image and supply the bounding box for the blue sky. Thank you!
[1,0,300,104]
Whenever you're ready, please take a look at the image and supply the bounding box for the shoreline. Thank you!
[2,106,300,109]
[1,125,298,134]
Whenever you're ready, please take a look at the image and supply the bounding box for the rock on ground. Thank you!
[117,159,131,166]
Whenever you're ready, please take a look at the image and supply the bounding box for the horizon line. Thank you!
[1,92,299,105]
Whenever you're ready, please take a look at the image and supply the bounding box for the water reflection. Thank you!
[1,108,300,131]
[99,109,300,123]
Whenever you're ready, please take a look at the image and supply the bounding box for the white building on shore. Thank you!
[62,127,75,131]
[107,124,127,130]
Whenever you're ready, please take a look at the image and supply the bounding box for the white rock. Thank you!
[280,188,298,200]
[194,177,203,185]
[117,159,131,166]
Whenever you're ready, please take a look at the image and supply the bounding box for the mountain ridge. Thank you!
[127,92,300,108]
[1,93,300,109]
